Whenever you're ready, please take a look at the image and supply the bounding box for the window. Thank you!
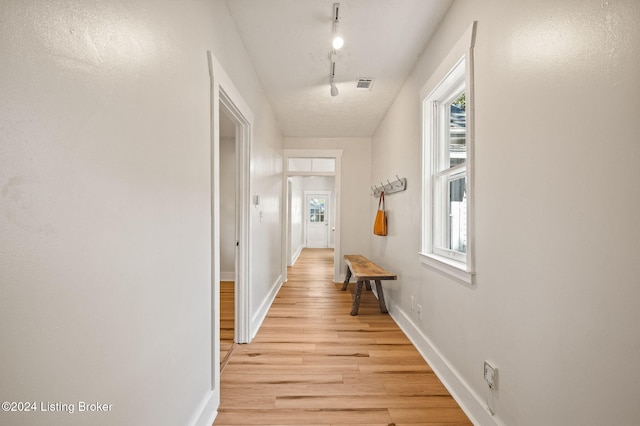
[309,198,326,223]
[432,81,467,262]
[288,158,335,173]
[420,22,476,285]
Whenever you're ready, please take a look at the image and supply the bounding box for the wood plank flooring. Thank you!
[220,281,235,369]
[214,248,472,426]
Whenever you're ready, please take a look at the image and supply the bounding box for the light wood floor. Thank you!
[220,281,235,368]
[214,248,472,426]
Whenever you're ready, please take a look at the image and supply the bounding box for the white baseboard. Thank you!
[220,271,234,281]
[290,244,304,266]
[389,303,501,426]
[251,274,284,340]
[189,390,219,426]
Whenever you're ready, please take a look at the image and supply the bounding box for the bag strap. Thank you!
[378,191,385,210]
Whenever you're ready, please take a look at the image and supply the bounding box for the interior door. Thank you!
[305,193,330,248]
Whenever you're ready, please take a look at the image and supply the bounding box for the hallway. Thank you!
[214,249,471,425]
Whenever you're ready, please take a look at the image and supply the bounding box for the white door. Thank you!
[305,192,330,248]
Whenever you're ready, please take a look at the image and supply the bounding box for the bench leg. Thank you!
[374,280,388,314]
[350,280,364,316]
[341,267,352,291]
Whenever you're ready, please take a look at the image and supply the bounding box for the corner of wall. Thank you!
[251,274,284,339]
[290,244,304,266]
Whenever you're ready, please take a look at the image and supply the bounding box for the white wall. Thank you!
[0,1,283,425]
[284,138,372,277]
[371,0,640,425]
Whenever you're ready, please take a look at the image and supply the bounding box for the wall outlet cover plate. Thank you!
[484,361,497,389]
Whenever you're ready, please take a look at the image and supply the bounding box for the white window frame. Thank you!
[420,22,477,285]
[431,75,467,262]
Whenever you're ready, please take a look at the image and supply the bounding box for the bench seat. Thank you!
[341,255,397,316]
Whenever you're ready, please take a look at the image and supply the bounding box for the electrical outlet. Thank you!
[484,361,497,390]
[416,304,422,320]
[410,296,415,311]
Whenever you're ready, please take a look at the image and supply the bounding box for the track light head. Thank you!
[332,36,344,50]
[332,3,344,50]
[330,62,339,97]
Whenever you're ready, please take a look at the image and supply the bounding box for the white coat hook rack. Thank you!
[371,175,407,197]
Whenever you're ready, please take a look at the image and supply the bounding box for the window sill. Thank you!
[418,252,475,286]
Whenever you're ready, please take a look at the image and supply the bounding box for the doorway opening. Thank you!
[219,106,237,369]
[282,150,342,282]
[217,89,251,346]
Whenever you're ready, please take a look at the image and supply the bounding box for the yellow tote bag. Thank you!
[373,191,387,236]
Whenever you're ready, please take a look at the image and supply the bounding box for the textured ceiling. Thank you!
[225,0,452,138]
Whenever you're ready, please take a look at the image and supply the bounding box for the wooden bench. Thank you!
[341,255,397,316]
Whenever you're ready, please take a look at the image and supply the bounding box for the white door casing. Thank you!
[206,50,253,424]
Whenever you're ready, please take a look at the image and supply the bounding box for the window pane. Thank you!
[309,198,326,223]
[289,158,312,172]
[448,177,467,254]
[311,158,335,172]
[449,92,466,168]
[288,158,335,172]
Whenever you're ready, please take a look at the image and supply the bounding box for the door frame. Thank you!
[219,92,251,345]
[207,51,252,415]
[304,190,332,248]
[286,179,293,266]
[282,149,343,282]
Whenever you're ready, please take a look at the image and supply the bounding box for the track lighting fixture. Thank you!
[330,61,338,97]
[332,35,344,50]
[329,3,342,96]
[332,3,343,51]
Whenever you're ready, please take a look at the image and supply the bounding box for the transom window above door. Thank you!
[288,158,335,173]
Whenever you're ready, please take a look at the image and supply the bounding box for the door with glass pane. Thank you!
[305,192,330,248]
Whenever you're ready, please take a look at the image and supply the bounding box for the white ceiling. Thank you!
[225,0,452,138]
